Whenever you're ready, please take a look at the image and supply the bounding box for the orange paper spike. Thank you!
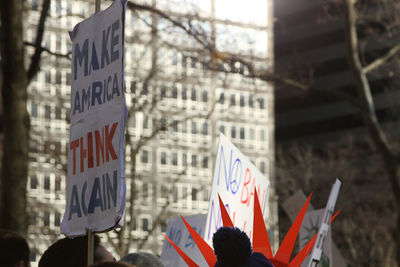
[181,216,217,267]
[289,232,317,267]
[274,193,313,264]
[252,190,273,259]
[218,194,234,227]
[330,208,342,224]
[164,235,199,267]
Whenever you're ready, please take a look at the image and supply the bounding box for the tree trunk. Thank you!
[0,0,30,235]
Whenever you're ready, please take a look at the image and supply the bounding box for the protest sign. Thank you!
[306,179,341,267]
[300,209,332,267]
[204,133,270,244]
[161,214,207,267]
[61,0,128,237]
[282,191,347,267]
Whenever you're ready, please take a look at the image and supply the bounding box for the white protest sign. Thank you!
[204,133,270,244]
[300,209,332,267]
[161,214,207,267]
[61,0,128,236]
[306,179,341,267]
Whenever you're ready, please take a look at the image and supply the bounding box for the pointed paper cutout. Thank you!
[288,232,317,267]
[164,235,199,267]
[252,190,273,259]
[330,208,342,224]
[274,193,312,264]
[181,216,217,267]
[218,194,234,227]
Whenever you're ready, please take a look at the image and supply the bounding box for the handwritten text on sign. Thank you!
[160,215,207,267]
[61,0,127,237]
[204,134,270,244]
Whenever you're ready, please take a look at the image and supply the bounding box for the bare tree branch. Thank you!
[27,0,51,84]
[363,43,400,74]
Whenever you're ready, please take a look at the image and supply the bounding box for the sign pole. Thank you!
[88,229,95,265]
[87,1,100,265]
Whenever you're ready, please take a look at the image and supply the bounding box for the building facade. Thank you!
[25,0,276,264]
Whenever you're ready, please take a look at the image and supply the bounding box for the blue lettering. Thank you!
[73,91,81,115]
[81,86,91,112]
[88,177,104,213]
[92,81,103,106]
[89,42,100,74]
[112,73,120,98]
[68,185,82,220]
[106,170,118,209]
[73,39,89,80]
[216,145,243,194]
[101,26,111,68]
[81,182,88,216]
[111,20,120,62]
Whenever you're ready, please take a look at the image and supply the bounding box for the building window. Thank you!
[131,81,136,94]
[44,176,50,190]
[249,95,254,108]
[230,94,236,106]
[143,116,149,129]
[219,92,224,104]
[31,103,38,118]
[161,185,168,199]
[160,86,166,99]
[30,175,38,189]
[202,122,208,136]
[172,152,178,166]
[182,153,187,167]
[240,127,245,140]
[182,87,187,100]
[191,121,197,134]
[260,161,266,173]
[191,155,197,168]
[202,90,208,103]
[260,129,265,141]
[56,71,62,84]
[55,107,62,120]
[203,188,209,201]
[43,211,50,227]
[192,188,198,201]
[142,218,149,232]
[45,70,51,84]
[55,176,61,191]
[191,88,197,101]
[141,150,149,163]
[172,86,178,98]
[44,105,51,119]
[161,152,167,165]
[258,98,265,109]
[219,125,225,134]
[231,126,236,139]
[240,95,245,107]
[202,156,208,168]
[54,212,61,227]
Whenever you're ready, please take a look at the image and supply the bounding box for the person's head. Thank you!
[0,229,30,267]
[39,234,114,267]
[90,262,132,267]
[213,227,273,267]
[119,252,164,267]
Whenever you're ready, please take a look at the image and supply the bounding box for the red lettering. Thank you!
[95,128,105,166]
[79,137,86,173]
[70,139,79,175]
[87,132,94,168]
[240,168,251,204]
[105,122,118,161]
